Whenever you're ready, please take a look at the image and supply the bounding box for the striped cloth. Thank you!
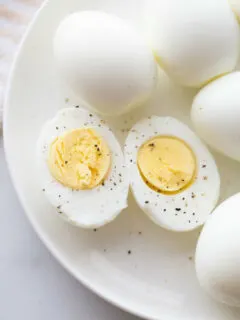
[0,0,43,127]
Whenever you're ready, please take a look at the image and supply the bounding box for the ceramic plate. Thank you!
[4,0,240,319]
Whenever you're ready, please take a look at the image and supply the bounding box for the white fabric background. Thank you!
[0,0,42,126]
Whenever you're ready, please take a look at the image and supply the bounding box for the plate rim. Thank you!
[3,1,160,319]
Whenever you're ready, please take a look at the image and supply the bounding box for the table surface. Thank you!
[0,136,139,320]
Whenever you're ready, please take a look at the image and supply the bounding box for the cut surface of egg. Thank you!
[36,107,129,228]
[196,193,240,307]
[124,117,220,232]
[192,72,240,162]
[145,0,239,87]
[54,11,157,116]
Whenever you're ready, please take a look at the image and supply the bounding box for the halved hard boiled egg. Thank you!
[124,117,220,232]
[36,107,129,228]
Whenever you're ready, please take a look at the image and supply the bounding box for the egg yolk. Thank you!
[137,136,196,194]
[48,128,111,190]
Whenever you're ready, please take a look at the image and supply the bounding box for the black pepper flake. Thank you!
[163,209,166,212]
[58,195,61,198]
[175,213,178,216]
[145,201,149,204]
[128,250,132,255]
[119,173,122,177]
[110,188,113,191]
[192,212,195,216]
[113,182,117,186]
[202,164,206,168]
[104,249,107,252]
[75,105,79,108]
[182,197,185,201]
[188,256,193,261]
[93,229,97,232]
[148,143,155,147]
[183,211,186,214]
[65,161,68,165]
[89,114,93,117]
[188,220,191,223]
[42,189,45,192]
[203,176,208,180]
[97,147,100,152]
[138,231,142,235]
[57,205,61,209]
[102,181,105,186]
[130,159,133,163]
[175,208,181,211]
[191,193,196,199]
[56,126,59,130]
[181,179,185,182]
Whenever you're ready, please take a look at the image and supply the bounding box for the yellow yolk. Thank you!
[137,136,196,194]
[48,128,111,190]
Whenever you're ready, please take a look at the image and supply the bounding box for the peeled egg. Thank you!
[196,193,240,307]
[145,0,239,87]
[54,11,157,116]
[36,107,129,228]
[192,72,240,162]
[124,117,220,232]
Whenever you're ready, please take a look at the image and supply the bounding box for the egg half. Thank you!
[36,107,129,228]
[124,117,220,232]
[54,11,157,116]
[196,193,240,307]
[192,72,240,162]
[145,0,239,87]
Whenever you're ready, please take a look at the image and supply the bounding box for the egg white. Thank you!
[192,72,240,162]
[196,193,240,307]
[124,117,220,232]
[54,11,157,116]
[36,107,129,228]
[145,0,239,87]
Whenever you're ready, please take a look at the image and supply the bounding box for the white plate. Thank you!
[4,0,240,319]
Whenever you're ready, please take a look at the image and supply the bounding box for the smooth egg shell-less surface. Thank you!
[124,117,220,232]
[54,11,157,116]
[145,0,239,87]
[196,193,240,307]
[191,72,240,162]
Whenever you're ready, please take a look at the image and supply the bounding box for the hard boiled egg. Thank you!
[54,11,157,116]
[124,117,220,232]
[192,72,240,162]
[36,107,129,228]
[145,0,239,87]
[196,193,240,307]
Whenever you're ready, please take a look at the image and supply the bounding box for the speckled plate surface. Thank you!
[4,0,240,319]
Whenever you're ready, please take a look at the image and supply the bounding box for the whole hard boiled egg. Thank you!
[196,193,240,307]
[145,0,239,87]
[54,11,157,116]
[192,72,240,162]
[36,107,129,228]
[124,116,220,232]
